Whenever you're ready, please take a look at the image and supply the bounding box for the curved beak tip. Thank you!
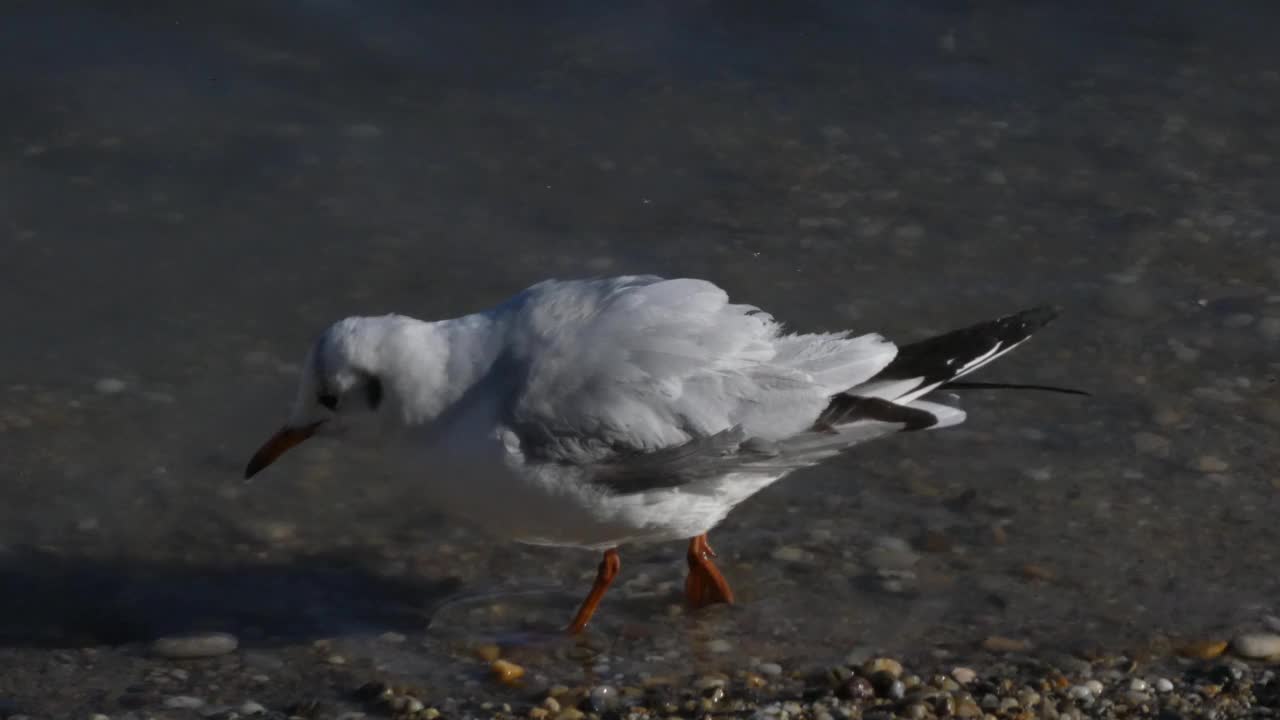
[243,423,321,480]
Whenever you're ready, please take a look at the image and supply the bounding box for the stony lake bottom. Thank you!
[1,1,1279,718]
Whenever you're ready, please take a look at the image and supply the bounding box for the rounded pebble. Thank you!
[1155,678,1174,693]
[758,662,783,676]
[239,701,267,716]
[588,685,618,711]
[94,378,127,394]
[490,659,525,685]
[951,666,977,684]
[163,696,205,709]
[1231,632,1280,659]
[149,632,239,659]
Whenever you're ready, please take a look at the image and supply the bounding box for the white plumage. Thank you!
[247,276,1063,554]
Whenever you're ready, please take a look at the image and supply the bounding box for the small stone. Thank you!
[1020,563,1055,582]
[706,638,733,653]
[758,662,783,676]
[89,715,109,720]
[1177,639,1228,659]
[863,657,904,679]
[1231,632,1280,659]
[588,685,617,711]
[982,635,1032,653]
[556,709,585,720]
[951,667,977,684]
[378,631,406,644]
[955,698,982,718]
[94,378,127,394]
[491,659,525,685]
[836,676,875,700]
[1069,685,1094,700]
[474,644,501,662]
[239,700,267,715]
[150,632,239,659]
[1129,678,1149,692]
[164,696,205,709]
[1223,313,1255,329]
[1132,432,1171,457]
[326,654,346,665]
[1085,679,1104,695]
[770,546,811,563]
[1155,678,1174,693]
[542,697,561,712]
[405,698,425,713]
[1194,456,1230,473]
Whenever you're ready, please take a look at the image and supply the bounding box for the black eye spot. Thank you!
[317,393,339,411]
[365,376,383,410]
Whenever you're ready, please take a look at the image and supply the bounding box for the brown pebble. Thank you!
[1020,563,1055,582]
[991,525,1008,545]
[490,659,525,685]
[1176,639,1227,660]
[982,636,1033,653]
[743,673,767,689]
[864,657,904,679]
[474,644,501,662]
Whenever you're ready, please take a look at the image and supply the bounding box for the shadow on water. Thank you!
[0,546,461,648]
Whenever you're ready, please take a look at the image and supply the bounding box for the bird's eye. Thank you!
[317,393,339,411]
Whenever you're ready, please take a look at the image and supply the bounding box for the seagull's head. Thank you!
[244,316,404,479]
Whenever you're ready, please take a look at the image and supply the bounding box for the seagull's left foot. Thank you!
[566,547,621,634]
[685,534,735,609]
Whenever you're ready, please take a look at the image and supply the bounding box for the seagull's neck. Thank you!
[377,312,507,425]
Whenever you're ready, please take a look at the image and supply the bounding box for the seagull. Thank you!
[244,276,1078,632]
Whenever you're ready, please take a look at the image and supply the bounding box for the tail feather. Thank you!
[851,305,1061,406]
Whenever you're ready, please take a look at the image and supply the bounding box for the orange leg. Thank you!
[685,534,735,609]
[566,548,621,634]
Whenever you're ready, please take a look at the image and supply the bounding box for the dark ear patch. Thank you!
[365,376,384,410]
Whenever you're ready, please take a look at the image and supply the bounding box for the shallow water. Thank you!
[2,0,1279,712]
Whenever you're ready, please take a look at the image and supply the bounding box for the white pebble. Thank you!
[239,701,267,716]
[950,666,977,684]
[1084,679,1104,696]
[1069,685,1094,700]
[94,378,127,394]
[758,662,783,676]
[1155,678,1174,693]
[1232,632,1280,659]
[706,638,733,653]
[1128,678,1149,692]
[164,695,205,709]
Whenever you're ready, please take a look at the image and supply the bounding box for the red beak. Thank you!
[244,422,323,479]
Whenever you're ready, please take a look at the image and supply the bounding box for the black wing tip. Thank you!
[1006,304,1062,333]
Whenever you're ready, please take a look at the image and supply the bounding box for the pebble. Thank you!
[1129,678,1149,692]
[588,685,617,711]
[706,638,733,653]
[1177,639,1228,659]
[758,662,783,676]
[1155,678,1174,693]
[1194,456,1230,473]
[1259,316,1280,340]
[1132,432,1171,457]
[163,695,205,709]
[864,657,904,679]
[1231,632,1280,659]
[474,644,501,662]
[94,377,127,394]
[950,666,977,684]
[981,635,1032,653]
[1085,679,1104,696]
[770,546,811,563]
[490,659,525,684]
[149,632,239,659]
[239,701,267,715]
[865,545,920,571]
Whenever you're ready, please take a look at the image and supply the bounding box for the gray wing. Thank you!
[583,397,961,496]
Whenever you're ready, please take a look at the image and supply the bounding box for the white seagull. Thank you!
[245,275,1077,632]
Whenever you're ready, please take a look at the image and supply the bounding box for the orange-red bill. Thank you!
[244,422,323,479]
